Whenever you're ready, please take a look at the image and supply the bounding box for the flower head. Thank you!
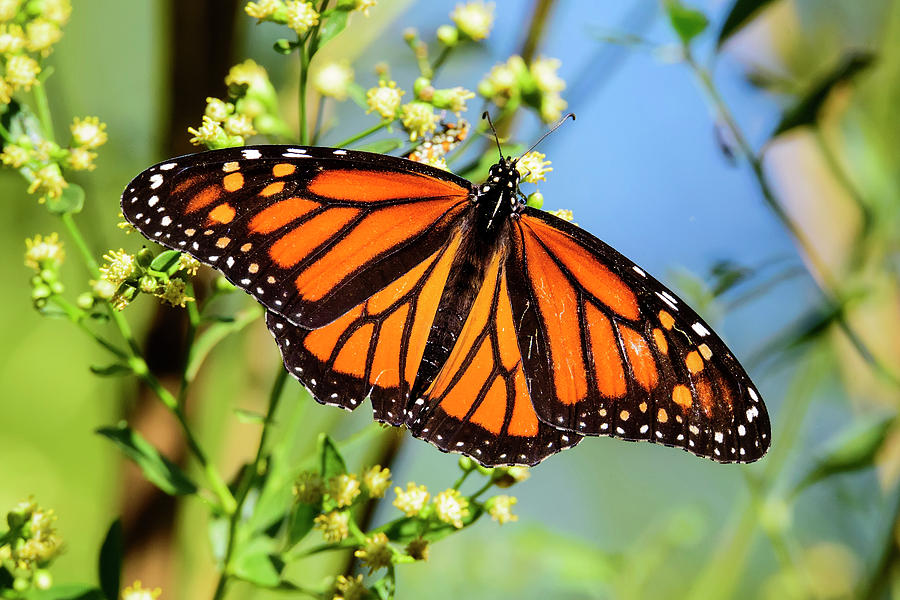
[393,482,429,516]
[400,101,437,141]
[0,23,25,53]
[478,55,526,103]
[70,116,108,149]
[493,465,530,488]
[26,19,62,54]
[432,86,475,114]
[548,208,575,223]
[223,113,256,138]
[294,470,324,504]
[0,0,19,22]
[177,254,201,276]
[365,80,403,119]
[67,147,97,171]
[515,151,552,183]
[157,278,193,307]
[1,142,31,167]
[354,532,393,573]
[245,0,283,19]
[204,97,232,122]
[530,56,565,94]
[419,155,449,171]
[314,510,350,542]
[42,0,72,25]
[328,473,361,508]
[27,164,67,201]
[451,1,494,41]
[4,500,63,570]
[485,494,518,524]
[24,233,64,271]
[188,116,230,148]
[100,250,136,285]
[539,93,567,124]
[433,488,469,529]
[121,580,162,600]
[354,0,376,16]
[334,574,367,600]
[225,59,270,91]
[6,54,40,90]
[284,0,319,35]
[361,465,391,498]
[313,61,354,101]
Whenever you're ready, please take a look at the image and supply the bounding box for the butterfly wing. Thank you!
[121,146,472,329]
[506,208,770,463]
[265,226,466,423]
[404,228,583,467]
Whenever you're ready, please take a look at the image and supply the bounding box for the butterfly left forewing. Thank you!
[121,146,472,329]
[507,208,770,463]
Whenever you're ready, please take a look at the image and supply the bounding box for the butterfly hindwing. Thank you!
[507,209,770,463]
[122,146,472,329]
[406,240,583,466]
[265,227,467,425]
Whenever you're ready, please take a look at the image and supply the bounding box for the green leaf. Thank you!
[773,51,876,136]
[149,250,183,276]
[375,506,484,544]
[317,7,352,47]
[25,585,104,600]
[664,0,709,46]
[232,538,283,588]
[234,408,267,425]
[98,519,123,600]
[47,184,85,215]
[287,502,318,546]
[89,363,133,377]
[353,139,404,154]
[96,423,198,496]
[317,433,346,480]
[717,0,777,48]
[792,415,894,496]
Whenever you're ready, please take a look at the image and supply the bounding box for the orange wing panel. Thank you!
[366,249,439,315]
[522,217,640,321]
[308,169,468,202]
[270,207,359,268]
[294,199,460,302]
[585,303,627,399]
[302,305,364,362]
[620,326,658,392]
[521,231,588,405]
[332,323,374,378]
[369,304,409,389]
[186,185,222,213]
[249,197,320,234]
[439,339,493,419]
[470,377,507,434]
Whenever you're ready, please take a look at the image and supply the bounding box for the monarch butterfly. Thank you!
[120,123,770,467]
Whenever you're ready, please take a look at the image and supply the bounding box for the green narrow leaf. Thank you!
[97,519,123,600]
[149,250,183,275]
[232,538,283,588]
[47,184,85,215]
[717,0,777,47]
[317,8,352,46]
[96,423,198,496]
[791,415,895,496]
[89,363,133,377]
[317,433,347,480]
[773,51,876,136]
[287,502,318,546]
[664,0,709,46]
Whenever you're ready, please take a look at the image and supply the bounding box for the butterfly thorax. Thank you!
[473,157,521,236]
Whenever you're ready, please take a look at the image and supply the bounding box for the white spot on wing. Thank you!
[160,163,177,170]
[242,149,262,159]
[691,322,711,337]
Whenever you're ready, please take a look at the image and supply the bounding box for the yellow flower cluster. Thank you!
[478,54,568,123]
[0,0,71,103]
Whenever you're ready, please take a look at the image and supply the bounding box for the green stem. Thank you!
[299,39,310,145]
[469,478,495,501]
[335,121,390,148]
[179,280,201,407]
[32,80,55,142]
[214,367,289,600]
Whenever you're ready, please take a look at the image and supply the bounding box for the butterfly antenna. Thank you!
[482,111,504,160]
[517,113,576,162]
